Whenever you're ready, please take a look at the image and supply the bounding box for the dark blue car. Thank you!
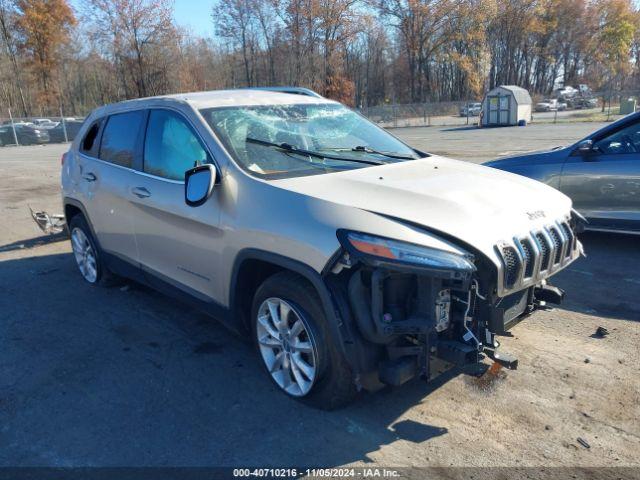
[485,113,640,234]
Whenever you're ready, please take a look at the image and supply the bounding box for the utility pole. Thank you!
[60,106,68,142]
[8,108,18,145]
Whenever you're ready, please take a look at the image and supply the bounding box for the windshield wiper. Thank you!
[323,145,417,160]
[351,145,417,160]
[246,137,385,166]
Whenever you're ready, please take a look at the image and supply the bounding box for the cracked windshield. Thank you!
[200,103,421,179]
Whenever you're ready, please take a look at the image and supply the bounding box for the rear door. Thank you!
[129,108,224,301]
[77,110,146,265]
[560,119,640,231]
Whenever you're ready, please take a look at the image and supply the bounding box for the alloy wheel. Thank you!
[71,227,98,283]
[256,297,318,397]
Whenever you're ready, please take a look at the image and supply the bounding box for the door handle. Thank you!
[131,187,151,198]
[82,172,97,182]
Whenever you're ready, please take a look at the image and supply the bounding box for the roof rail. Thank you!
[249,86,324,98]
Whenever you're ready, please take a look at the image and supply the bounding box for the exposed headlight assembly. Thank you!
[338,231,475,278]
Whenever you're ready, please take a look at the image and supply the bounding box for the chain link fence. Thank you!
[0,111,87,147]
[1,90,637,147]
[358,91,638,129]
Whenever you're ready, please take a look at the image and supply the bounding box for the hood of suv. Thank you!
[272,156,572,260]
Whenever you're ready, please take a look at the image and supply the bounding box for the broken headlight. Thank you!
[339,231,475,274]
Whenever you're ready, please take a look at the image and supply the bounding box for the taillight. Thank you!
[61,152,67,166]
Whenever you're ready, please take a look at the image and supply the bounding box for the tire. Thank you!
[251,271,357,409]
[68,215,115,286]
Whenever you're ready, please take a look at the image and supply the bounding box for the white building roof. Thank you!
[491,85,532,105]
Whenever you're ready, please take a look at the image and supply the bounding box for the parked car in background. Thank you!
[2,120,34,127]
[484,111,640,234]
[0,124,50,145]
[459,102,482,117]
[535,99,558,112]
[578,84,592,95]
[557,100,568,111]
[48,120,84,143]
[567,97,598,110]
[584,97,599,108]
[555,86,578,99]
[61,88,582,408]
[32,118,59,128]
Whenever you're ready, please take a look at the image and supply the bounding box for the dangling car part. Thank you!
[29,206,66,235]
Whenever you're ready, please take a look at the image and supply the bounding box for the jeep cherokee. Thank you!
[61,88,584,409]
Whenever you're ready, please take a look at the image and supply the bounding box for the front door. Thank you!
[560,119,640,231]
[129,108,224,302]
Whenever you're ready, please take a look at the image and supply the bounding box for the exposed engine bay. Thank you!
[326,216,584,390]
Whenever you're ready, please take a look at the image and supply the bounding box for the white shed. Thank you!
[481,85,532,127]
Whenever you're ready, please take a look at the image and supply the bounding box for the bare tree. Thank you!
[2,0,640,117]
[213,0,257,86]
[0,0,28,115]
[84,0,176,97]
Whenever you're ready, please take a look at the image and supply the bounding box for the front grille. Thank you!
[560,222,575,257]
[501,246,520,288]
[519,238,535,278]
[497,219,578,294]
[548,227,563,265]
[535,233,550,271]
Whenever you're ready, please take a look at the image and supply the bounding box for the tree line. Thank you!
[0,0,639,117]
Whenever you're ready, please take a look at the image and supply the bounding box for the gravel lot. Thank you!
[0,123,638,469]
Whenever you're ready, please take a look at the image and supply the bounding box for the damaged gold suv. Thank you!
[61,88,584,409]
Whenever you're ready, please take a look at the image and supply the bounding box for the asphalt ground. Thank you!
[0,123,638,469]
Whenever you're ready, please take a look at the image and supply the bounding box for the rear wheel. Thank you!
[69,215,114,286]
[251,271,357,409]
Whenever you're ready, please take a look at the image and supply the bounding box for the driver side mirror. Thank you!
[576,139,596,157]
[185,164,216,207]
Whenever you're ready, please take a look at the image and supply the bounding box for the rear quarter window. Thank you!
[80,120,102,156]
[99,111,146,168]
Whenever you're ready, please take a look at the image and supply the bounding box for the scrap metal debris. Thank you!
[593,326,609,338]
[29,207,66,235]
[577,437,591,449]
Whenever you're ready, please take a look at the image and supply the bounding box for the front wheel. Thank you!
[251,272,357,409]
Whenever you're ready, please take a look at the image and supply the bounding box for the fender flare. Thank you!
[230,249,361,373]
[62,197,102,249]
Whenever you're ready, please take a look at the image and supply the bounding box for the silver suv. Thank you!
[61,88,583,409]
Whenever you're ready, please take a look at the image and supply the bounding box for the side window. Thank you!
[594,121,640,156]
[144,110,210,181]
[99,111,146,168]
[80,119,102,157]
